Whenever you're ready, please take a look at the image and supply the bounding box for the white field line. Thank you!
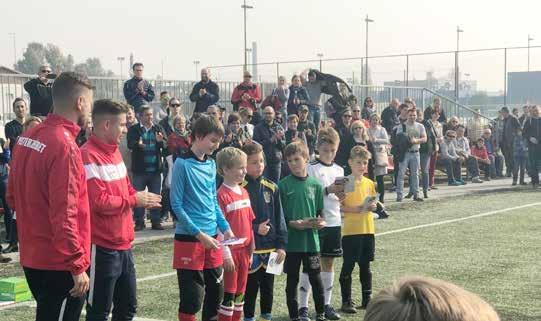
[0,298,165,321]
[2,201,539,317]
[376,202,541,236]
[134,201,541,284]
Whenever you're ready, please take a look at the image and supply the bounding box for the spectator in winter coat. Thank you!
[220,113,251,150]
[272,76,290,115]
[123,63,155,114]
[472,138,493,180]
[127,106,165,231]
[153,91,170,123]
[467,110,486,144]
[481,128,504,178]
[361,97,376,120]
[297,104,317,156]
[439,130,465,186]
[252,107,285,183]
[189,68,220,114]
[512,128,528,186]
[500,107,522,177]
[335,109,354,169]
[24,64,53,117]
[239,107,255,137]
[231,70,262,114]
[167,114,191,158]
[287,74,310,116]
[119,106,138,181]
[518,105,530,125]
[522,105,541,187]
[381,98,400,135]
[432,97,447,123]
[159,98,184,137]
[5,98,27,152]
[455,126,483,183]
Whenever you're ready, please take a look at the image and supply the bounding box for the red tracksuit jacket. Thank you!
[7,114,91,275]
[81,135,137,250]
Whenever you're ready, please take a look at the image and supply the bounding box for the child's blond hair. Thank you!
[364,276,500,321]
[349,145,371,161]
[317,127,340,147]
[216,147,247,176]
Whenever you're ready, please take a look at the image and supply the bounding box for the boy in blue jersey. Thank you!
[170,115,235,321]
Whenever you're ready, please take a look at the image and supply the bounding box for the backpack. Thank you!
[391,124,413,162]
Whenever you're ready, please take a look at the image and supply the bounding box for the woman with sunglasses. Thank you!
[159,98,184,137]
[439,130,466,186]
[361,97,376,121]
[24,64,54,117]
[239,107,255,137]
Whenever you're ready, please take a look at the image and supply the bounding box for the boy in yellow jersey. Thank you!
[338,146,377,313]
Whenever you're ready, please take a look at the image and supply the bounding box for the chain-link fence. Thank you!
[0,72,495,130]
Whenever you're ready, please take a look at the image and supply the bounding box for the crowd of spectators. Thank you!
[2,63,540,246]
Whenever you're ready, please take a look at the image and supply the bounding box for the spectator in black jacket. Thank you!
[123,63,155,114]
[287,74,310,116]
[24,65,53,116]
[253,106,285,183]
[5,98,27,151]
[433,97,447,123]
[381,98,400,134]
[522,105,541,187]
[297,104,317,156]
[189,68,220,115]
[127,106,165,231]
[500,107,522,177]
[518,105,530,125]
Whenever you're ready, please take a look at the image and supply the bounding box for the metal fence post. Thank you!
[504,48,507,106]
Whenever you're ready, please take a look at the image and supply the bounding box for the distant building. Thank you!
[507,71,541,105]
[0,65,21,74]
[0,66,28,122]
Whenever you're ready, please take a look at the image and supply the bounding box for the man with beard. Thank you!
[190,68,220,115]
[7,72,94,321]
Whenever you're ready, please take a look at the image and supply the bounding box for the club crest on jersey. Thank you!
[263,191,271,203]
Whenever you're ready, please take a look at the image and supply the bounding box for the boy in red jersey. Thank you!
[216,147,255,321]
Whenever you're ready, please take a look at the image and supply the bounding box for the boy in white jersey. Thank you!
[299,127,344,321]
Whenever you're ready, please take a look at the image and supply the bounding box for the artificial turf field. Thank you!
[0,189,540,321]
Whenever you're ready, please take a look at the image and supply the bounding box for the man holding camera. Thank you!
[24,65,54,117]
[123,63,155,115]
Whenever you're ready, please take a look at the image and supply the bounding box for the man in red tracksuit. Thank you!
[81,99,161,321]
[7,72,94,321]
[231,70,262,124]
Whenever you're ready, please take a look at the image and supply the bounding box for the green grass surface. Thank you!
[1,190,540,321]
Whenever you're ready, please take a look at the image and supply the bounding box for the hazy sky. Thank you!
[1,0,540,91]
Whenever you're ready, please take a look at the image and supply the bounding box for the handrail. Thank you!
[422,87,494,122]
